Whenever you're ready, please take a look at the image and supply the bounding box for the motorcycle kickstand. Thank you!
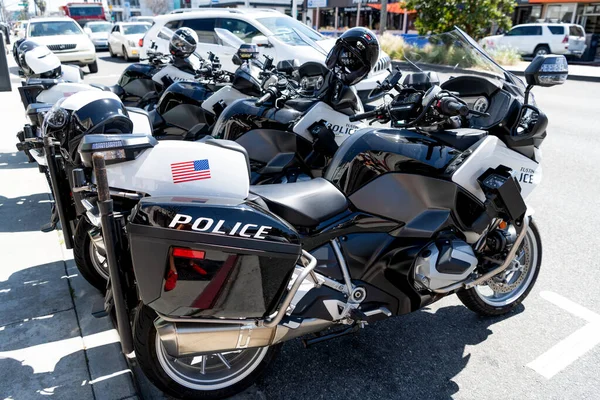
[40,204,59,233]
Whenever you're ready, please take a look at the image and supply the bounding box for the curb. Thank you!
[506,69,600,83]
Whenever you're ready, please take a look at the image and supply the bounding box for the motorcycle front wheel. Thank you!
[133,305,281,400]
[73,217,109,292]
[458,219,542,316]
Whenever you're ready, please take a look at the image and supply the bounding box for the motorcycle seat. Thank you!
[432,128,487,151]
[286,98,319,113]
[90,83,125,97]
[250,178,348,228]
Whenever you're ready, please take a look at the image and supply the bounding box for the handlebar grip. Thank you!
[349,109,379,122]
[255,92,273,107]
[197,67,210,75]
[439,98,469,117]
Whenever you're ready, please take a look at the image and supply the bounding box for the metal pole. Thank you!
[403,9,408,33]
[356,1,360,27]
[334,6,338,32]
[244,0,249,7]
[93,153,134,355]
[316,6,319,29]
[291,0,297,20]
[380,0,387,34]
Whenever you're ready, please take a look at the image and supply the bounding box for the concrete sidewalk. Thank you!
[0,73,139,399]
[504,60,600,82]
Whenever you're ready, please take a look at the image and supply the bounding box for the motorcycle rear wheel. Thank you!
[73,217,108,293]
[457,219,542,316]
[133,305,281,400]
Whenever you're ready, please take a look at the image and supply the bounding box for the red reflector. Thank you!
[139,38,144,47]
[173,248,205,259]
[562,35,569,44]
[164,269,178,292]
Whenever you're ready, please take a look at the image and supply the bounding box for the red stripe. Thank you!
[171,161,193,166]
[173,171,211,179]
[173,175,211,184]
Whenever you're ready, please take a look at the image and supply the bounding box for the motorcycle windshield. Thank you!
[398,28,513,84]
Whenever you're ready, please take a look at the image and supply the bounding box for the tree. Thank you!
[145,0,170,16]
[405,0,515,39]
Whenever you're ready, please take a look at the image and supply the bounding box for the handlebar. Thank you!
[437,97,469,117]
[256,88,277,107]
[349,108,380,122]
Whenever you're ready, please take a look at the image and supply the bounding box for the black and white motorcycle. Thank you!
[64,28,564,399]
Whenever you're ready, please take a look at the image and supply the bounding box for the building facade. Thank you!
[513,0,600,34]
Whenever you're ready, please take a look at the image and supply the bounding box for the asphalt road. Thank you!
[89,54,600,400]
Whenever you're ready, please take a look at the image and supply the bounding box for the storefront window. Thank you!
[546,4,576,23]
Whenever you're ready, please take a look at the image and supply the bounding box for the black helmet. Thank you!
[325,27,379,86]
[169,27,198,58]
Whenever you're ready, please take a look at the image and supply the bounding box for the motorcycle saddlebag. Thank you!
[128,196,302,319]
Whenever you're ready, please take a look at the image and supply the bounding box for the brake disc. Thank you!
[486,240,531,294]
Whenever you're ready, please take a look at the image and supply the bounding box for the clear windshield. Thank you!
[395,29,508,82]
[88,23,111,33]
[123,24,149,35]
[257,16,323,46]
[30,21,83,37]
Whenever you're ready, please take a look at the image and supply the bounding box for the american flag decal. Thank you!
[171,159,211,184]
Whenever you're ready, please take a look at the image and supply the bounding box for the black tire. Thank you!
[123,46,129,62]
[88,60,99,74]
[133,304,281,400]
[534,45,550,57]
[73,217,107,293]
[457,220,542,316]
[109,44,116,57]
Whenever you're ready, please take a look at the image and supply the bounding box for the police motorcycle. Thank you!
[211,28,373,185]
[57,27,563,399]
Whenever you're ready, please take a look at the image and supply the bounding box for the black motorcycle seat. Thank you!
[90,83,125,97]
[250,178,348,228]
[286,98,319,113]
[432,128,487,151]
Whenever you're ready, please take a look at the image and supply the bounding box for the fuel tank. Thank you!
[155,81,218,137]
[117,63,159,100]
[324,128,462,195]
[212,98,303,141]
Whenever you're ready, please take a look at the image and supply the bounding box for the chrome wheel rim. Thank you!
[89,239,110,281]
[536,48,548,56]
[475,226,538,307]
[155,334,269,390]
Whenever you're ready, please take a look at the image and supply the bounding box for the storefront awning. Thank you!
[367,2,415,14]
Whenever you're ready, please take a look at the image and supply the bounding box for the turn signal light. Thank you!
[139,38,144,47]
[562,35,569,44]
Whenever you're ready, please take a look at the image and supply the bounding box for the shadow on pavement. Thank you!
[0,151,38,170]
[0,193,52,233]
[98,54,130,65]
[259,304,524,400]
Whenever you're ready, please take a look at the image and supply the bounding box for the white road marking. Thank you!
[527,291,600,379]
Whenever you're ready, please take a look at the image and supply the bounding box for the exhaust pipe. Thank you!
[155,318,334,358]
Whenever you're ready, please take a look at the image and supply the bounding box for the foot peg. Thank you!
[302,324,360,348]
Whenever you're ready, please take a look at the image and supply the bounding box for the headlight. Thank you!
[45,107,69,129]
[128,40,136,47]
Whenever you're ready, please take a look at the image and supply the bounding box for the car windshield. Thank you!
[123,24,149,35]
[69,6,103,17]
[88,23,111,33]
[30,21,82,37]
[257,16,323,46]
[394,29,509,83]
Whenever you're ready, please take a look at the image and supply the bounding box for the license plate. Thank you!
[131,50,138,55]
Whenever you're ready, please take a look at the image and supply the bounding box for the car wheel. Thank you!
[88,60,98,74]
[534,45,550,57]
[109,44,115,57]
[123,46,129,62]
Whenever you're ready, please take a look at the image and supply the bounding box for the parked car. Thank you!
[83,21,113,51]
[27,17,98,73]
[108,22,151,61]
[481,23,587,58]
[141,9,392,103]
[130,16,155,24]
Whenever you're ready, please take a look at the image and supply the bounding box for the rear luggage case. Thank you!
[128,196,301,319]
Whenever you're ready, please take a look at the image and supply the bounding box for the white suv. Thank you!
[141,9,391,103]
[27,17,98,73]
[481,23,587,58]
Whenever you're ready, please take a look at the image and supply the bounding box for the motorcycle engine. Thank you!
[413,238,478,291]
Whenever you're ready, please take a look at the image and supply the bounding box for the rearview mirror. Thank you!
[276,59,299,75]
[252,35,271,48]
[232,54,242,66]
[525,55,568,87]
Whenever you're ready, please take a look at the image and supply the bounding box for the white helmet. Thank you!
[18,40,61,79]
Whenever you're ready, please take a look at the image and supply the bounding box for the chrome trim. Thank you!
[331,239,353,296]
[364,307,392,317]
